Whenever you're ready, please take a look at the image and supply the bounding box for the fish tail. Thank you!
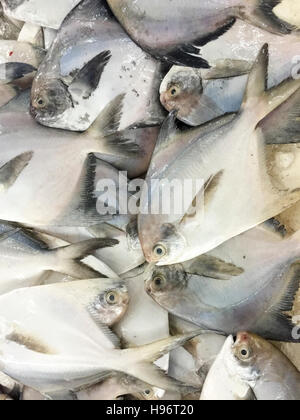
[238,0,295,35]
[46,238,119,279]
[119,331,210,391]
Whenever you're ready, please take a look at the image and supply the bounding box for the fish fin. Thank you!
[68,51,111,100]
[122,332,206,391]
[0,62,36,83]
[238,0,295,35]
[0,151,33,191]
[242,43,269,107]
[48,238,119,279]
[153,110,179,155]
[253,261,300,342]
[184,255,244,280]
[202,59,252,80]
[103,131,142,157]
[257,88,300,144]
[88,94,125,137]
[204,170,224,206]
[95,323,121,349]
[165,18,236,68]
[242,44,300,120]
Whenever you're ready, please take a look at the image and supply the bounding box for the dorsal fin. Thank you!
[242,43,268,107]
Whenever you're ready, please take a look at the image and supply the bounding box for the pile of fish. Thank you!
[0,0,299,401]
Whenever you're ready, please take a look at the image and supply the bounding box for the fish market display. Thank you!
[0,0,298,402]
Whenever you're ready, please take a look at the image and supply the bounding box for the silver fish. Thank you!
[0,221,120,295]
[202,333,300,400]
[31,0,164,131]
[0,281,202,394]
[139,45,300,265]
[0,95,149,226]
[145,223,300,342]
[160,22,300,126]
[107,0,295,68]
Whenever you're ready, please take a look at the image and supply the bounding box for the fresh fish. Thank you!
[0,95,147,226]
[202,333,300,400]
[0,40,45,68]
[139,45,300,265]
[77,375,153,401]
[107,0,295,68]
[145,223,300,342]
[200,336,254,400]
[0,221,120,294]
[160,21,300,126]
[2,0,82,30]
[31,0,164,131]
[0,281,202,394]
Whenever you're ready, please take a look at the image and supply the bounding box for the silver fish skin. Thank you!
[139,46,300,265]
[31,0,164,131]
[0,221,120,294]
[145,224,300,342]
[211,333,300,400]
[0,282,202,394]
[107,0,295,68]
[2,0,82,30]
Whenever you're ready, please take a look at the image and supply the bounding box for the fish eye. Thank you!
[239,347,251,360]
[35,97,46,108]
[151,275,166,291]
[153,244,167,259]
[169,85,180,97]
[143,389,153,398]
[105,290,119,305]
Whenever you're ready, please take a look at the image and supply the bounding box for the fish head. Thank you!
[160,66,203,121]
[94,283,130,326]
[139,222,186,265]
[30,78,73,124]
[145,263,189,308]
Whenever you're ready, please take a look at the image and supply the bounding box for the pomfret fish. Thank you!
[2,0,82,30]
[160,21,300,126]
[31,0,165,131]
[145,223,300,342]
[139,45,300,265]
[200,336,254,400]
[0,282,202,394]
[202,333,300,400]
[0,221,119,294]
[107,0,295,68]
[0,94,148,226]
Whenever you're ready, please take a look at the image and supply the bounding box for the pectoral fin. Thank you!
[69,50,111,100]
[0,151,33,192]
[202,59,252,80]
